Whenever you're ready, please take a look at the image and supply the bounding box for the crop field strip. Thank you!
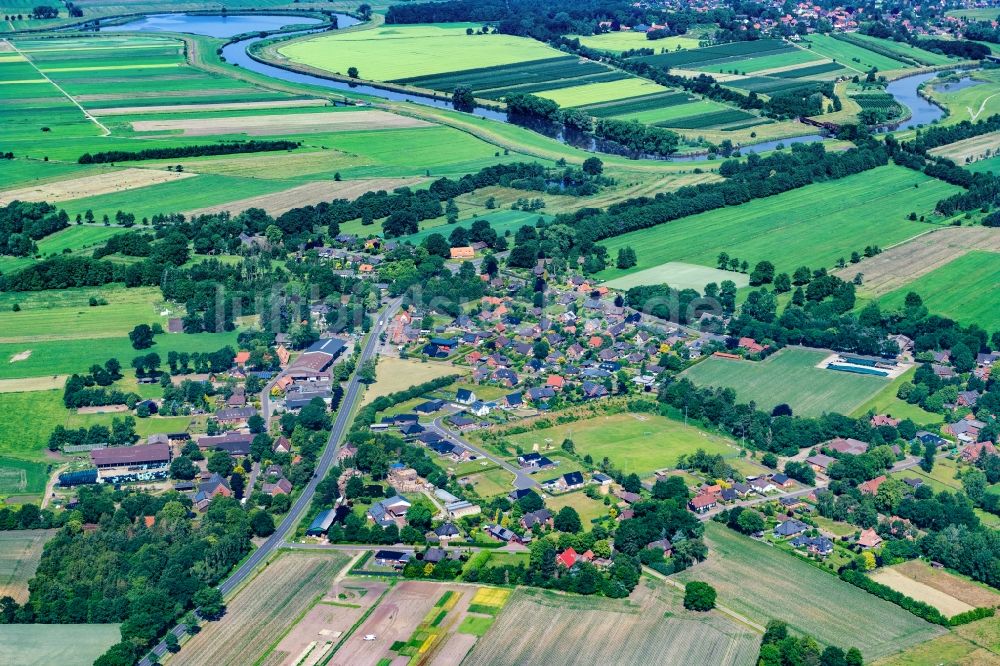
[769,61,848,79]
[797,34,909,73]
[0,529,56,602]
[598,165,958,279]
[630,38,800,69]
[655,108,761,130]
[579,91,696,117]
[176,551,349,666]
[465,583,760,666]
[675,523,946,659]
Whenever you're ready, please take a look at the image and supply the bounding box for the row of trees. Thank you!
[78,140,301,164]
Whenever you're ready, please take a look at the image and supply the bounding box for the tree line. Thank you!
[78,140,301,164]
[0,201,69,257]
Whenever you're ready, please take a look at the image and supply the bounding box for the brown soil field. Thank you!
[464,582,760,666]
[0,376,67,393]
[168,552,348,666]
[184,177,424,217]
[272,580,388,666]
[131,110,430,136]
[0,529,57,603]
[90,99,331,116]
[835,226,1000,297]
[871,568,975,617]
[929,131,1000,164]
[0,168,194,205]
[893,560,1000,608]
[330,581,476,666]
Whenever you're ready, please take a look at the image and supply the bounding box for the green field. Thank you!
[604,261,749,291]
[682,348,891,418]
[0,457,49,497]
[848,33,956,67]
[279,23,563,81]
[798,34,909,73]
[534,77,670,108]
[571,31,700,54]
[598,166,958,280]
[0,624,122,665]
[928,68,1000,126]
[503,412,738,476]
[849,366,944,426]
[674,523,945,659]
[545,491,609,525]
[0,331,240,380]
[874,251,1000,330]
[697,48,823,74]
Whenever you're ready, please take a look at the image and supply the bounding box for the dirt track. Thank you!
[131,110,429,136]
[0,167,194,205]
[834,226,1000,297]
[183,177,424,217]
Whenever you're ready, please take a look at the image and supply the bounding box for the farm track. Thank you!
[836,226,1000,297]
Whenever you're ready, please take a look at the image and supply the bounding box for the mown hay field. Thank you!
[674,523,945,659]
[0,529,56,602]
[464,581,760,666]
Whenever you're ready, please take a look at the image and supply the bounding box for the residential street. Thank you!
[428,417,540,490]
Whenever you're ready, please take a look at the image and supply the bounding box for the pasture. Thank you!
[0,624,121,666]
[874,251,1000,330]
[361,356,463,405]
[874,615,1000,665]
[464,581,761,666]
[177,551,349,665]
[0,529,55,602]
[682,347,891,418]
[598,166,957,279]
[927,69,1000,124]
[501,412,738,476]
[604,261,749,291]
[279,24,564,81]
[674,523,945,659]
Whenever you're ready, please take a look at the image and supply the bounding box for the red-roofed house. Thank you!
[961,441,997,462]
[871,415,900,428]
[234,351,251,367]
[556,548,578,568]
[859,475,887,495]
[738,337,766,354]
[588,336,603,349]
[857,528,883,549]
[546,375,565,390]
[689,494,718,513]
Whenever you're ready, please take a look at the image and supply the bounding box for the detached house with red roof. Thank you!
[858,475,887,495]
[556,547,578,568]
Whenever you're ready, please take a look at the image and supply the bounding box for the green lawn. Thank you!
[544,491,609,525]
[502,412,738,476]
[280,23,563,81]
[674,523,945,659]
[873,251,1000,330]
[849,366,944,427]
[0,457,49,497]
[683,347,891,418]
[598,166,956,280]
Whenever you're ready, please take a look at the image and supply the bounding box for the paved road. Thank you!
[142,297,401,665]
[428,417,540,491]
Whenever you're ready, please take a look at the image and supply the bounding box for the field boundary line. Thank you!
[643,566,766,633]
[319,579,394,665]
[3,39,110,136]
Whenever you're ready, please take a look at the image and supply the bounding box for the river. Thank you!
[91,13,952,156]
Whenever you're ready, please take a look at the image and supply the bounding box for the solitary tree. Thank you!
[347,66,359,78]
[129,324,154,350]
[452,86,475,113]
[683,581,716,611]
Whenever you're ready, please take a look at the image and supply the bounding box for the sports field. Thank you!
[465,582,760,666]
[682,348,891,417]
[0,457,48,496]
[279,24,564,81]
[598,166,958,280]
[0,624,122,665]
[604,261,749,291]
[874,251,1000,330]
[0,528,56,602]
[674,523,945,660]
[502,412,738,476]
